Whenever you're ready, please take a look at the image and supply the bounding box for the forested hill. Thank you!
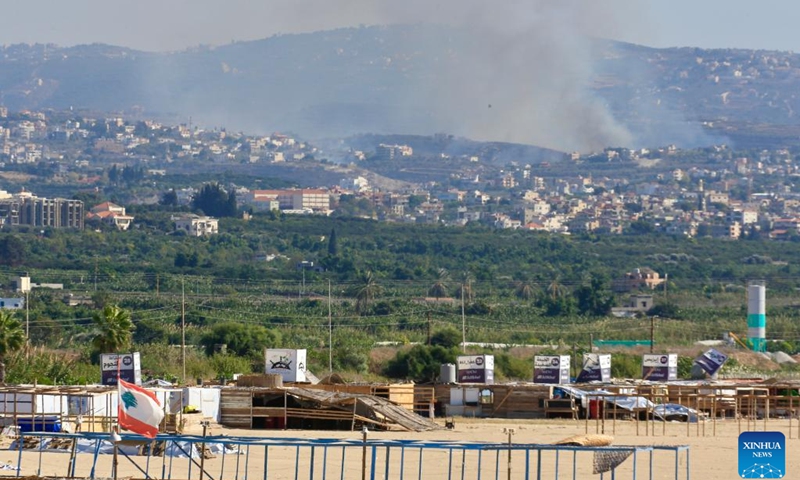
[2,26,800,148]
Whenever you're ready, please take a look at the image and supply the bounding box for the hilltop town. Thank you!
[2,107,800,241]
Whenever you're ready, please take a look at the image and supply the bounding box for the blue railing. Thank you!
[7,431,690,480]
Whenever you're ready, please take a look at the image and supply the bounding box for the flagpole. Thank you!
[328,279,332,373]
[114,355,121,480]
[112,426,119,480]
[182,276,186,384]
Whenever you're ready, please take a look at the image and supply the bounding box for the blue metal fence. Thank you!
[5,431,689,480]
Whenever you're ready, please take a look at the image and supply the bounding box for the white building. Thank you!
[0,297,24,310]
[174,215,219,236]
[246,189,331,212]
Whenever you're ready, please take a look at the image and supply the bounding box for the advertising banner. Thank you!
[456,355,495,384]
[533,355,570,384]
[576,353,611,383]
[642,354,678,381]
[694,349,728,377]
[457,368,495,384]
[100,352,142,386]
[265,349,307,382]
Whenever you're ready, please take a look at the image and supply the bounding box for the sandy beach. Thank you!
[0,417,796,479]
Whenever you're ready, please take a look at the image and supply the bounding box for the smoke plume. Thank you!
[362,1,641,152]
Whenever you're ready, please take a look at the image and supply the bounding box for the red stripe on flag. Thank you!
[118,378,163,439]
[118,411,160,438]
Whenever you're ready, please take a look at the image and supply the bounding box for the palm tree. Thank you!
[514,280,535,300]
[428,268,450,300]
[547,277,567,300]
[0,311,26,383]
[349,271,382,316]
[91,304,135,354]
[455,271,475,303]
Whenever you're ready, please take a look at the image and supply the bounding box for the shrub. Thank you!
[384,345,458,382]
[493,353,532,381]
[430,328,462,349]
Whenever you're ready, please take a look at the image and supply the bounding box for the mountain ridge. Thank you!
[3,25,800,150]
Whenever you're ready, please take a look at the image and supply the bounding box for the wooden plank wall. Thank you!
[490,385,551,419]
[413,387,435,417]
[219,390,253,428]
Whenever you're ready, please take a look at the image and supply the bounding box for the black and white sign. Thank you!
[576,353,611,382]
[265,349,307,382]
[642,353,678,381]
[100,352,142,386]
[456,355,495,384]
[533,355,570,384]
[694,349,728,377]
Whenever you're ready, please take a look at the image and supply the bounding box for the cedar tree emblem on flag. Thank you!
[118,378,164,438]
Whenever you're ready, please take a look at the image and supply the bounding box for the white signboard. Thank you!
[642,354,678,368]
[456,355,495,384]
[642,354,678,381]
[265,349,307,382]
[576,353,611,382]
[533,355,571,384]
[100,352,142,385]
[457,355,494,370]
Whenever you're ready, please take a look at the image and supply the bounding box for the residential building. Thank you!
[710,221,742,239]
[611,294,655,317]
[0,297,24,310]
[375,144,413,160]
[568,216,600,233]
[706,192,729,205]
[174,215,219,236]
[613,268,666,292]
[87,202,134,230]
[0,193,83,228]
[726,209,758,225]
[247,189,331,212]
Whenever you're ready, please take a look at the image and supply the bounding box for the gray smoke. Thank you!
[122,0,646,152]
[296,0,644,152]
[36,0,668,152]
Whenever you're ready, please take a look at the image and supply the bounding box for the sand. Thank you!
[0,417,797,479]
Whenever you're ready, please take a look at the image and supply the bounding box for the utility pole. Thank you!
[427,311,432,345]
[25,289,29,340]
[328,279,333,373]
[571,344,576,379]
[181,276,186,383]
[20,272,30,341]
[461,283,466,353]
[650,316,657,353]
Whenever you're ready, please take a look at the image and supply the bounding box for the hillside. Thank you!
[2,26,800,149]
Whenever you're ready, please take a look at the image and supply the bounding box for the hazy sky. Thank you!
[1,0,798,53]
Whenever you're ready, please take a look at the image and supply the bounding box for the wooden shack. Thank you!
[218,386,439,432]
[488,384,552,418]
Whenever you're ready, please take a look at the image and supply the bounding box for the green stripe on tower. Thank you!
[746,313,765,328]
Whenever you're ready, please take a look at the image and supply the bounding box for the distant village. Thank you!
[1,106,800,241]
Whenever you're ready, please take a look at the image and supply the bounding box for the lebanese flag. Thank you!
[118,379,165,438]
